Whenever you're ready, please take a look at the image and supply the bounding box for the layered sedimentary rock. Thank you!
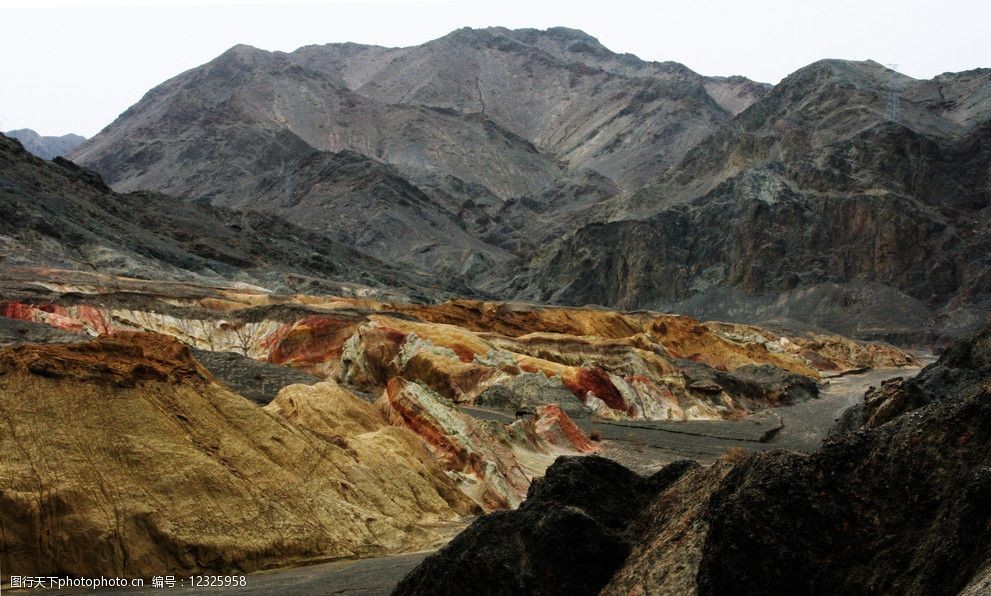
[1,278,918,424]
[337,302,920,421]
[377,378,596,509]
[703,320,921,372]
[339,312,821,421]
[0,279,604,514]
[0,332,477,579]
[398,322,991,595]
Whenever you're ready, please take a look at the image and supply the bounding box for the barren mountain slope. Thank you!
[73,43,563,202]
[519,61,991,342]
[299,26,765,189]
[68,44,561,278]
[0,133,456,300]
[69,28,768,285]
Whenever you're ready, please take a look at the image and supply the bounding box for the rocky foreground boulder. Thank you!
[396,322,991,595]
[393,456,698,595]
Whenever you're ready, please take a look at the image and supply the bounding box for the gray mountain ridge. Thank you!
[5,128,86,159]
[69,27,768,286]
[515,59,991,343]
[0,133,460,302]
[64,28,990,343]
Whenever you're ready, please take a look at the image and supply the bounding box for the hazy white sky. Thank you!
[3,0,989,137]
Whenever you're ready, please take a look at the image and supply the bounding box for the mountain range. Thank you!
[4,23,991,594]
[53,27,991,342]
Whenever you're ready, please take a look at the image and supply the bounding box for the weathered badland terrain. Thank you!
[396,322,991,595]
[1,23,988,595]
[0,259,918,581]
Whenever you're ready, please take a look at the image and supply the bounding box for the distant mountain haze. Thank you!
[6,128,85,159]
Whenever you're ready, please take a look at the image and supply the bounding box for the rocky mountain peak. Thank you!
[5,128,86,160]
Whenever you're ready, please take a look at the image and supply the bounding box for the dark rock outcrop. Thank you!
[190,349,322,405]
[678,359,820,408]
[519,62,991,342]
[475,371,594,418]
[692,326,991,595]
[392,456,697,596]
[833,322,991,433]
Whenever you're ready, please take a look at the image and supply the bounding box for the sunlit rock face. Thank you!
[0,333,477,579]
[377,377,597,510]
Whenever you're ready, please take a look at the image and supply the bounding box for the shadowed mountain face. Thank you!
[5,128,85,159]
[68,29,990,342]
[516,60,991,342]
[0,133,457,301]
